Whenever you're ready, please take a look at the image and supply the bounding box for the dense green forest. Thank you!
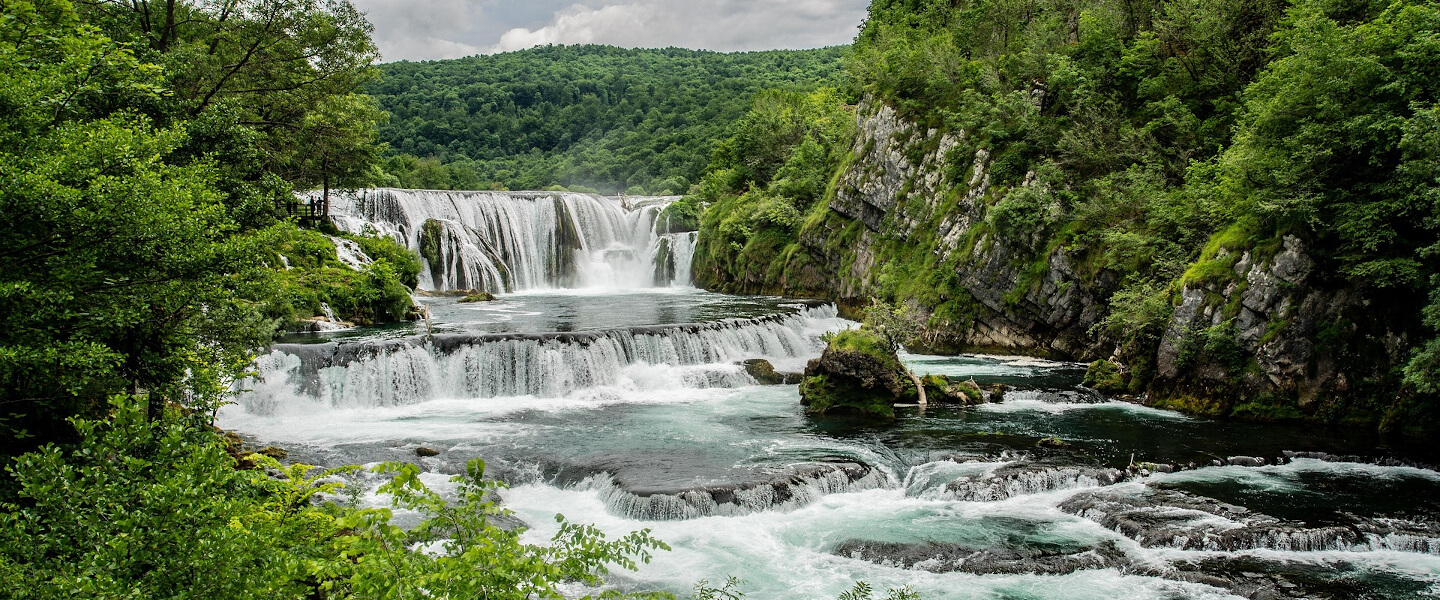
[692,0,1440,433]
[367,45,849,193]
[0,1,683,597]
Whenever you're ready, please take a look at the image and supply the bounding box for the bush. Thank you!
[1,398,672,600]
[253,224,418,328]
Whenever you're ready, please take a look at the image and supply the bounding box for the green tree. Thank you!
[0,0,272,453]
[77,0,383,226]
[0,399,340,599]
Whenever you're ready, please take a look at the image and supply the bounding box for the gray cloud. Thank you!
[354,0,869,62]
[351,0,485,60]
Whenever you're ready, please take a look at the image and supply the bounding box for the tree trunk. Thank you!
[906,369,927,406]
[322,158,331,218]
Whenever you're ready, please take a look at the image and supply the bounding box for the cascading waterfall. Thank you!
[325,188,694,292]
[237,305,839,414]
[583,462,890,521]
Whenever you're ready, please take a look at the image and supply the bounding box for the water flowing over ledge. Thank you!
[327,189,695,291]
[237,304,839,414]
[580,462,889,521]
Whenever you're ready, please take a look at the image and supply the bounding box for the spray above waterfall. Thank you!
[326,189,696,292]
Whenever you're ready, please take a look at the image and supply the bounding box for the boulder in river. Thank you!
[458,291,497,303]
[1083,359,1127,393]
[741,358,802,385]
[922,374,984,404]
[799,329,907,418]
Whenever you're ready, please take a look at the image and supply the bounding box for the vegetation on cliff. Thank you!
[691,87,858,293]
[693,0,1440,433]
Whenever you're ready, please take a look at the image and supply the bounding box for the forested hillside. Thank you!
[0,2,677,596]
[368,45,849,193]
[691,0,1440,434]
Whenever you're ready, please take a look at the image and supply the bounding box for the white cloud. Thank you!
[351,0,485,61]
[492,4,654,53]
[491,1,868,54]
[353,0,869,61]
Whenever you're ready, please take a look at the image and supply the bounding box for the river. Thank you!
[219,190,1440,599]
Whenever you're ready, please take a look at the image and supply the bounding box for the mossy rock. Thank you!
[458,292,497,303]
[1083,360,1127,394]
[257,446,288,460]
[415,446,440,457]
[799,374,896,419]
[799,328,907,420]
[1037,437,1071,448]
[825,328,902,370]
[920,374,984,404]
[742,358,800,385]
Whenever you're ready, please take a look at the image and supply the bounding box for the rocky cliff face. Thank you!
[709,97,1423,429]
[1151,235,1414,423]
[794,99,1115,358]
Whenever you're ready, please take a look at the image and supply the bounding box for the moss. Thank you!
[1229,399,1304,422]
[419,218,444,268]
[799,374,896,419]
[458,292,496,303]
[1148,393,1229,417]
[826,328,900,369]
[1179,218,1271,288]
[1083,360,1127,394]
[920,374,982,403]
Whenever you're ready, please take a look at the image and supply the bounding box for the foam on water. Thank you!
[220,279,1440,598]
[234,306,841,414]
[501,484,1249,600]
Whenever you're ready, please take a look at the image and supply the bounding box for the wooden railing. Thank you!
[278,194,328,227]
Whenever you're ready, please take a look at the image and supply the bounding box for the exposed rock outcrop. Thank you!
[741,358,801,385]
[696,95,1430,431]
[799,332,907,419]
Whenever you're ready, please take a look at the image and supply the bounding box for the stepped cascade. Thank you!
[326,189,695,291]
[219,191,1440,600]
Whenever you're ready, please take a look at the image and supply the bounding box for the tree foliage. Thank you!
[0,0,271,452]
[0,0,400,453]
[0,399,672,600]
[367,45,850,194]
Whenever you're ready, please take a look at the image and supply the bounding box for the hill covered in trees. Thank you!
[691,0,1440,434]
[368,45,850,193]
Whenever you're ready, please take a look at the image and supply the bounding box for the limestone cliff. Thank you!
[788,99,1115,358]
[696,97,1430,431]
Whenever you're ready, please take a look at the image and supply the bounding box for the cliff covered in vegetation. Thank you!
[692,0,1440,434]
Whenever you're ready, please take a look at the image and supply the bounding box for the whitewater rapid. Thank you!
[221,241,1440,599]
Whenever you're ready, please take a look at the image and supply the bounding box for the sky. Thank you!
[350,0,872,62]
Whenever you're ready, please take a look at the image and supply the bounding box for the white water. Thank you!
[223,236,1440,600]
[222,341,1440,599]
[326,189,693,291]
[237,305,841,415]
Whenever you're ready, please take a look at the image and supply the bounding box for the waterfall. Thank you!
[236,305,839,414]
[325,189,694,292]
[583,462,888,521]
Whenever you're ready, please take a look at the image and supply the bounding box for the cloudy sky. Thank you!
[351,0,871,62]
